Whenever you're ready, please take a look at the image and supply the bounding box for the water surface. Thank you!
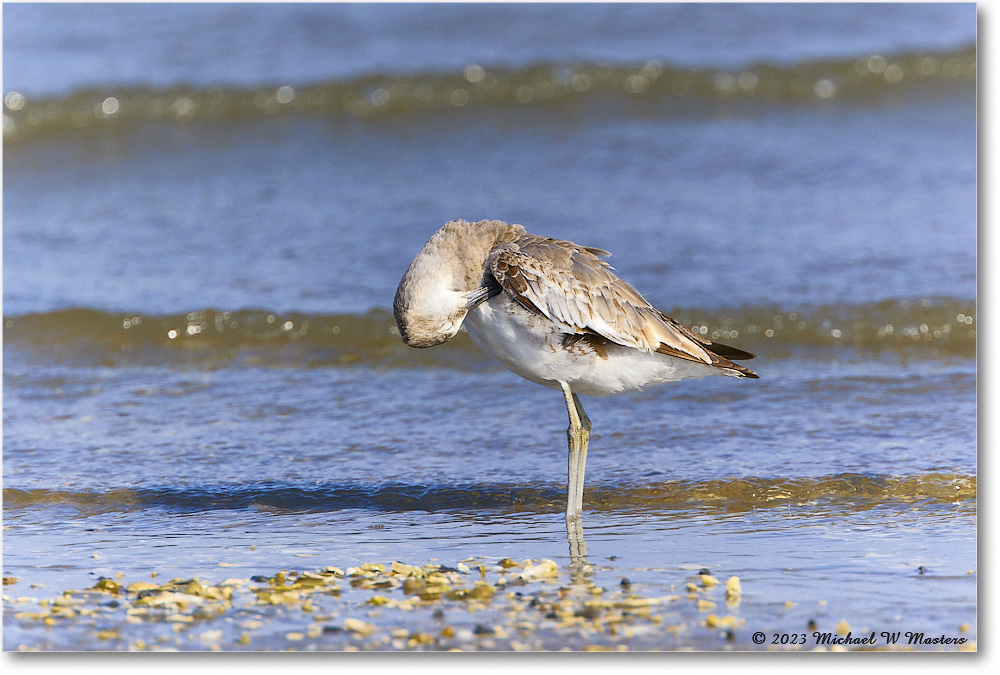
[3,2,977,651]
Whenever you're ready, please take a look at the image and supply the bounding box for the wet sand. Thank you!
[3,556,975,652]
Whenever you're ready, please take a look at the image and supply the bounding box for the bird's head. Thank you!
[393,243,471,348]
[393,219,522,348]
[393,274,469,348]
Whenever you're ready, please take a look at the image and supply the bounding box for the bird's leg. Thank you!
[560,382,582,519]
[570,392,591,519]
[560,382,591,523]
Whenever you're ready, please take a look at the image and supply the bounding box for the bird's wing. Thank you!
[487,236,722,366]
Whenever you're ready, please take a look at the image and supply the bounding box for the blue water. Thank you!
[3,3,976,96]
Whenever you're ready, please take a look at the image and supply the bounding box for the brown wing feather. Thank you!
[703,341,756,361]
[487,235,758,378]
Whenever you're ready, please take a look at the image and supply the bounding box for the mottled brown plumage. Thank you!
[484,230,757,378]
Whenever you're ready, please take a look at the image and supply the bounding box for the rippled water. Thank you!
[3,3,977,651]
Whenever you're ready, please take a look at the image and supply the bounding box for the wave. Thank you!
[2,298,976,369]
[2,472,975,516]
[2,45,975,144]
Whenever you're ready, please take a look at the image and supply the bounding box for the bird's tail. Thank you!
[718,360,760,379]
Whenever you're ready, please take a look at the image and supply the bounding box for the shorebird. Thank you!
[393,219,758,524]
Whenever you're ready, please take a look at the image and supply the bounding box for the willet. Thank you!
[393,219,758,527]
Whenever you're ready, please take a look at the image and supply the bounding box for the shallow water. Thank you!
[3,3,977,651]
